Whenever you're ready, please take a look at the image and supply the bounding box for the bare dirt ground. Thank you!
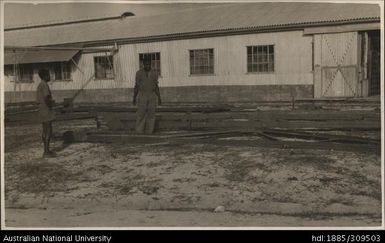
[3,119,382,228]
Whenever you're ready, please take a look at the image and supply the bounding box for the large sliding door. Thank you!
[314,32,358,98]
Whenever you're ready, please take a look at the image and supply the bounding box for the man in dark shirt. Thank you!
[133,58,162,134]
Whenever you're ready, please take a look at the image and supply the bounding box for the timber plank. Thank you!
[96,110,380,121]
[261,129,380,144]
[171,137,380,154]
[84,130,241,143]
[54,113,96,121]
[75,106,230,113]
[107,117,380,130]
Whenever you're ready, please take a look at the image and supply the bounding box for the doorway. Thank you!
[367,30,380,96]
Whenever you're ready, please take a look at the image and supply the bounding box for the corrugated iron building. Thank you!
[3,2,381,104]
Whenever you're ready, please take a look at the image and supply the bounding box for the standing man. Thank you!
[133,58,162,134]
[36,69,56,157]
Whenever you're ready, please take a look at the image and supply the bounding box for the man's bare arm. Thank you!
[133,73,139,105]
[155,84,162,105]
[45,95,53,109]
[133,86,139,105]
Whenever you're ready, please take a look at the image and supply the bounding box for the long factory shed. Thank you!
[3,2,381,104]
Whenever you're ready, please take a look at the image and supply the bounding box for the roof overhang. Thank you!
[303,22,380,35]
[4,49,79,65]
[78,18,381,47]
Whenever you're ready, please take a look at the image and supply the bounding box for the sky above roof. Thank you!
[4,1,228,28]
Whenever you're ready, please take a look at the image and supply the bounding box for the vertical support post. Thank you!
[313,34,322,98]
[356,32,361,97]
[187,111,192,130]
[71,58,85,76]
[13,50,17,92]
[291,95,295,110]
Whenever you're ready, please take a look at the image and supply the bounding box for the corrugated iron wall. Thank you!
[4,30,314,102]
[118,30,313,89]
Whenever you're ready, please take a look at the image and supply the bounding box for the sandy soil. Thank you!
[3,120,382,228]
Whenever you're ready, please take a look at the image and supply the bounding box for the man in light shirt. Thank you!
[36,69,56,157]
[133,58,162,134]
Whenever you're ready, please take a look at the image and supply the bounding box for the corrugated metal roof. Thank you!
[4,50,79,65]
[4,2,381,47]
[4,3,224,29]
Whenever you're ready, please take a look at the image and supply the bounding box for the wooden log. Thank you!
[84,129,241,143]
[86,134,167,144]
[5,108,39,115]
[97,110,380,121]
[190,120,266,129]
[86,129,240,138]
[104,116,380,131]
[255,132,280,141]
[75,105,230,113]
[95,108,380,131]
[261,129,380,144]
[156,120,191,130]
[171,137,380,154]
[54,113,96,121]
[4,112,40,124]
[274,120,381,129]
[79,129,380,154]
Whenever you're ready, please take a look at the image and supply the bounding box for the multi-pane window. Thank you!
[94,55,114,79]
[139,52,161,75]
[4,65,14,77]
[52,62,72,81]
[189,49,214,75]
[17,64,34,83]
[247,45,274,73]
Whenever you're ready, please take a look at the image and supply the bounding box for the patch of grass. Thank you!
[276,155,335,171]
[112,174,163,195]
[205,182,221,188]
[167,144,224,155]
[349,171,379,186]
[89,165,114,175]
[139,184,160,195]
[118,184,136,194]
[146,161,163,168]
[8,161,71,193]
[352,191,382,201]
[319,176,339,185]
[172,178,197,183]
[326,198,355,206]
[224,159,270,182]
[71,170,98,182]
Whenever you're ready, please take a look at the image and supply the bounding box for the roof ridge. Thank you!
[120,2,242,19]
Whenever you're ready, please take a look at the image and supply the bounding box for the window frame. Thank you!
[17,64,34,83]
[94,55,115,80]
[246,45,275,74]
[189,48,215,76]
[51,62,72,81]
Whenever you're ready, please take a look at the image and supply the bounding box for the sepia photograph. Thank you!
[1,0,383,229]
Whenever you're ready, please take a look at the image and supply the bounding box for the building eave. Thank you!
[66,18,381,48]
[9,17,378,49]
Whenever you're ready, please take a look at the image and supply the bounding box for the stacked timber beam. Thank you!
[83,100,380,154]
[4,100,381,131]
[97,110,381,131]
[69,128,380,154]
